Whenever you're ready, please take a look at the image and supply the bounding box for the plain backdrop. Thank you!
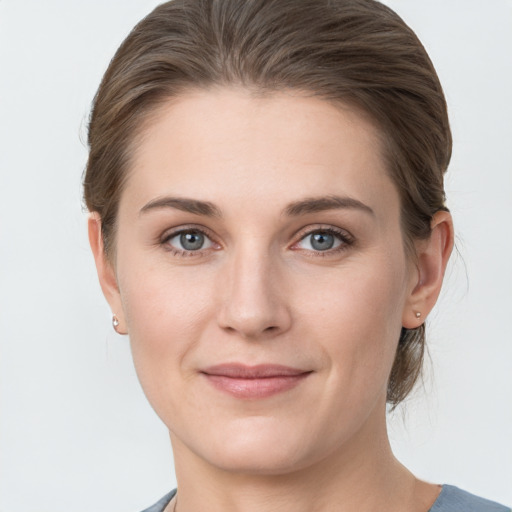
[0,1,511,511]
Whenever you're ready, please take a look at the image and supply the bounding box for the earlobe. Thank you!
[402,210,454,329]
[88,213,127,333]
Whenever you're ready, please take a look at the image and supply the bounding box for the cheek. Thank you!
[294,253,408,396]
[117,258,215,396]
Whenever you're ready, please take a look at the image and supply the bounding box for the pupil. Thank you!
[180,232,204,250]
[311,232,334,251]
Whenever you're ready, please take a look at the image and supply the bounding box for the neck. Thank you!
[168,402,438,512]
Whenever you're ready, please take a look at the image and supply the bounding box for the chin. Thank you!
[206,444,311,476]
[185,416,329,476]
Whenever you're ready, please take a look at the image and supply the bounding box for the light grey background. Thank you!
[0,1,511,511]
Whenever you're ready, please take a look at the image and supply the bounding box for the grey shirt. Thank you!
[140,485,510,512]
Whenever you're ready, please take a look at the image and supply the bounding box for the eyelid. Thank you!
[290,225,355,253]
[158,223,354,257]
[160,224,221,255]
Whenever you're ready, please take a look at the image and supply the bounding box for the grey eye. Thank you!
[310,232,335,251]
[181,232,204,250]
[167,230,213,251]
[296,230,344,252]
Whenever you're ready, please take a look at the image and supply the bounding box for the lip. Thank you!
[201,364,312,399]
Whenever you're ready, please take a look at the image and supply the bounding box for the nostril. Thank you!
[221,323,280,338]
[216,282,292,338]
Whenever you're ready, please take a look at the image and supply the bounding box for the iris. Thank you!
[310,232,335,251]
[180,232,205,251]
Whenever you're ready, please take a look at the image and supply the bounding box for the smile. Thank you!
[201,364,312,399]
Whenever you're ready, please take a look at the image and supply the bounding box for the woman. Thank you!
[84,1,509,511]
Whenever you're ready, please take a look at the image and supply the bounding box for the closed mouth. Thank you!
[201,363,312,399]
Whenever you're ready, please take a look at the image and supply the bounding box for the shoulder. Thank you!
[139,489,177,512]
[430,485,510,512]
[138,486,511,512]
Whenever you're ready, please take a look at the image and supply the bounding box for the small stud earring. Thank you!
[415,311,421,319]
[112,314,124,334]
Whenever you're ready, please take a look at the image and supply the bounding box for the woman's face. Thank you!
[102,88,420,474]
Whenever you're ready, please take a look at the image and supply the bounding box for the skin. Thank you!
[89,88,453,512]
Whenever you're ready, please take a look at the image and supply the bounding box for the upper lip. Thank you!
[201,364,310,378]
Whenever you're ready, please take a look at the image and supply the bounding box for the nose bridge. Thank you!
[217,238,290,338]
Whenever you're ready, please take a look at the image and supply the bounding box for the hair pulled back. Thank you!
[83,0,452,407]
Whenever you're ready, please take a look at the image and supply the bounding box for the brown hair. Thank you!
[83,0,451,407]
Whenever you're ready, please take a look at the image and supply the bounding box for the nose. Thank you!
[216,245,292,340]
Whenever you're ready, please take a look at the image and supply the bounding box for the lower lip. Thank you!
[203,373,310,399]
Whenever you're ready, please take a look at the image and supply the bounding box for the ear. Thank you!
[88,213,127,334]
[402,210,454,329]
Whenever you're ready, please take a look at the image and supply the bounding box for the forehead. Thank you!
[124,87,398,218]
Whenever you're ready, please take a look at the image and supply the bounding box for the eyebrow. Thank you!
[139,194,374,218]
[140,197,222,217]
[283,195,375,217]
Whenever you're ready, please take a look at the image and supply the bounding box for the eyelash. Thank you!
[291,226,355,257]
[160,226,219,258]
[160,225,355,258]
